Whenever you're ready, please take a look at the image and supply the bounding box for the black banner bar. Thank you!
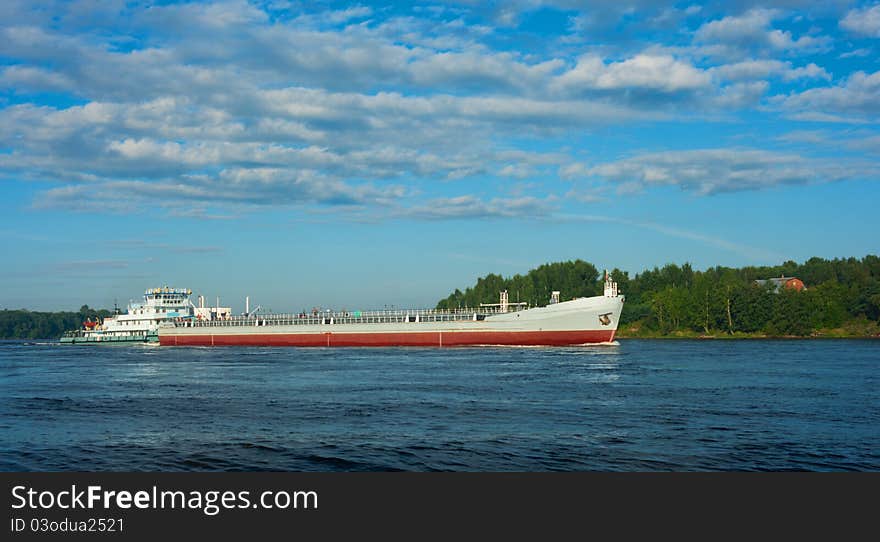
[2,473,875,539]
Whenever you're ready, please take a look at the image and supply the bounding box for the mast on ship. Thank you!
[603,270,620,297]
[479,290,527,312]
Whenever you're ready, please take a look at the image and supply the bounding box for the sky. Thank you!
[1,0,879,312]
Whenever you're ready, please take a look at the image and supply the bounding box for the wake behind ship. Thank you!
[158,273,625,347]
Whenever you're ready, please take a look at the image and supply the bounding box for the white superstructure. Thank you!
[61,287,199,343]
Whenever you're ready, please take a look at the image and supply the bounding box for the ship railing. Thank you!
[171,305,529,328]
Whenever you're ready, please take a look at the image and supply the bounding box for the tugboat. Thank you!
[60,287,196,344]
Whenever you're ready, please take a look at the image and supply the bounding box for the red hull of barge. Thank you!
[159,329,616,347]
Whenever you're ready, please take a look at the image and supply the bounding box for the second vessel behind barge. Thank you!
[158,274,624,347]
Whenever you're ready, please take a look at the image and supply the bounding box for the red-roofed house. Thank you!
[755,275,806,293]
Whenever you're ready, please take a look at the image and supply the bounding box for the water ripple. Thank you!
[0,340,877,471]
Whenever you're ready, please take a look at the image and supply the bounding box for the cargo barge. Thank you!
[157,273,624,347]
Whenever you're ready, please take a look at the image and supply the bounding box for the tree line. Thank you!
[0,306,112,340]
[436,255,880,336]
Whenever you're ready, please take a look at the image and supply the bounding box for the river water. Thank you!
[1,340,877,471]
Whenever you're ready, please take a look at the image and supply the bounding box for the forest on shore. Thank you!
[0,306,112,340]
[436,255,880,338]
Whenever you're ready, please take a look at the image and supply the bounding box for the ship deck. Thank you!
[169,306,529,329]
[60,332,158,344]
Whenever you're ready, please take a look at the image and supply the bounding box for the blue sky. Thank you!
[1,0,879,311]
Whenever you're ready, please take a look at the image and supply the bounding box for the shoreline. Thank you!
[615,334,880,340]
[615,331,880,340]
[616,317,880,340]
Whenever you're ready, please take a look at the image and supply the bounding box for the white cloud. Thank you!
[694,9,831,58]
[776,130,880,153]
[775,69,880,119]
[710,80,769,108]
[139,0,269,32]
[576,148,874,195]
[107,139,217,166]
[695,9,782,45]
[785,111,872,124]
[711,59,788,80]
[554,54,711,95]
[396,195,555,220]
[776,130,831,144]
[839,48,872,59]
[498,164,534,179]
[840,4,880,37]
[710,60,830,82]
[320,6,374,25]
[0,65,74,91]
[597,55,711,91]
[33,169,407,215]
[408,51,563,93]
[784,63,832,81]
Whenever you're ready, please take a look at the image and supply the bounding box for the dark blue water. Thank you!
[0,340,877,471]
